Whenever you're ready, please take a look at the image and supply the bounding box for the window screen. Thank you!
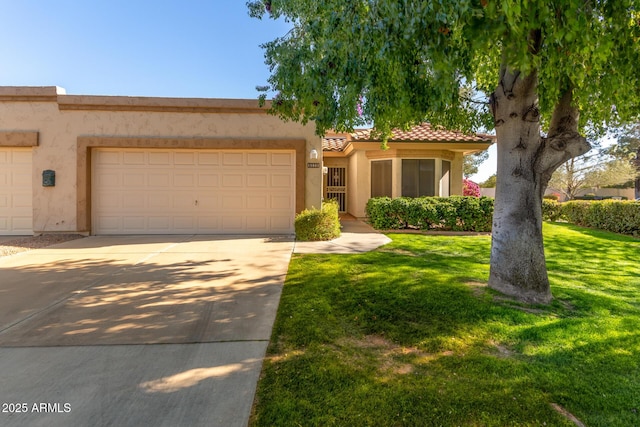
[402,159,435,197]
[371,160,392,197]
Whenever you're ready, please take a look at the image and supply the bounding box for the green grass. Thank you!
[250,223,640,427]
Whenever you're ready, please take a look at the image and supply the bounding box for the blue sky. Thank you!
[0,0,498,180]
[0,0,289,98]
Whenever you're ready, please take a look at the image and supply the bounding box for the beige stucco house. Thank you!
[0,86,492,236]
[323,124,494,217]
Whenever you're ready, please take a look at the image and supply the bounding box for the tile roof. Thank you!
[322,123,494,151]
[322,136,349,152]
[351,123,493,143]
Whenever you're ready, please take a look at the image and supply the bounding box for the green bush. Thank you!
[542,199,563,221]
[365,197,403,229]
[294,199,341,241]
[562,200,640,236]
[365,196,493,232]
[366,197,640,237]
[561,201,590,225]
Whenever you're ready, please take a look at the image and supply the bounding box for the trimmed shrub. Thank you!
[561,201,590,226]
[542,199,563,221]
[365,197,405,229]
[562,200,640,236]
[365,196,493,232]
[295,199,341,241]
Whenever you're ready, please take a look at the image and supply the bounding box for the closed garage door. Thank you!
[92,148,295,235]
[0,148,32,235]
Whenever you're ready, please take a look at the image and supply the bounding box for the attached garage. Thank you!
[92,148,296,235]
[0,148,33,235]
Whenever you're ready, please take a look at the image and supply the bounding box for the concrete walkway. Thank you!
[0,235,294,427]
[293,218,391,254]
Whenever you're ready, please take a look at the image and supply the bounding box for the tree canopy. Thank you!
[249,1,640,139]
[480,174,497,188]
[463,150,490,177]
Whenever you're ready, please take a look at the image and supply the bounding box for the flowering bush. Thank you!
[463,179,481,197]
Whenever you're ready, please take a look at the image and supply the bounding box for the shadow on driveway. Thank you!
[0,235,294,427]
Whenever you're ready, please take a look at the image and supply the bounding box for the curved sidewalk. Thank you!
[293,218,391,254]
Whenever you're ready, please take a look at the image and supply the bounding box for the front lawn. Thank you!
[250,223,640,427]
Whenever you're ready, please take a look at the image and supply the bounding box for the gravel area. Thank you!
[0,234,85,258]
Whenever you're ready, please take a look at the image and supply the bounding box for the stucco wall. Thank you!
[0,87,321,233]
[344,144,471,219]
[481,187,635,200]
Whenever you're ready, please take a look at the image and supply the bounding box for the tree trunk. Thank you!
[488,68,590,304]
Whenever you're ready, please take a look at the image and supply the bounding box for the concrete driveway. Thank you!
[0,235,294,427]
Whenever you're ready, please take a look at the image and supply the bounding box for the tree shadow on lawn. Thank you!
[544,222,639,266]
[543,223,640,313]
[512,318,640,425]
[263,230,640,426]
[278,249,496,351]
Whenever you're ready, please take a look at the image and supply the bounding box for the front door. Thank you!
[325,167,347,212]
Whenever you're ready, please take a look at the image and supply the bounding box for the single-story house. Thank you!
[323,124,494,217]
[0,86,493,236]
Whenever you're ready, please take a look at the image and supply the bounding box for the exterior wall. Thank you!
[349,150,371,218]
[481,187,635,201]
[480,188,496,198]
[0,87,321,234]
[450,152,464,195]
[343,143,474,219]
[573,188,635,200]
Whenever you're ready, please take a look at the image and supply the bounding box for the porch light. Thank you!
[309,148,319,160]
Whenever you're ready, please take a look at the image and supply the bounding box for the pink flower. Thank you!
[463,178,480,197]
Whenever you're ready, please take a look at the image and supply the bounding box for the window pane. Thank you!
[418,159,435,197]
[402,159,418,197]
[402,159,435,197]
[371,160,392,197]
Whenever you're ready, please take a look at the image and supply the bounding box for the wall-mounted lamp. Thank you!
[307,148,320,168]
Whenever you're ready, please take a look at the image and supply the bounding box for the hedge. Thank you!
[542,199,563,222]
[294,199,341,241]
[365,196,494,232]
[561,200,640,236]
[366,197,640,237]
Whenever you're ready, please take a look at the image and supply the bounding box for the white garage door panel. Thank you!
[93,149,295,234]
[0,148,33,235]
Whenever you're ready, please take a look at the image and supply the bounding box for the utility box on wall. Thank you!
[42,170,55,187]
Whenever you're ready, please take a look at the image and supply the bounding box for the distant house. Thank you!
[323,123,493,218]
[0,86,492,235]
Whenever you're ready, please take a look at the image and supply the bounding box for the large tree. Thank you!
[249,0,640,303]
